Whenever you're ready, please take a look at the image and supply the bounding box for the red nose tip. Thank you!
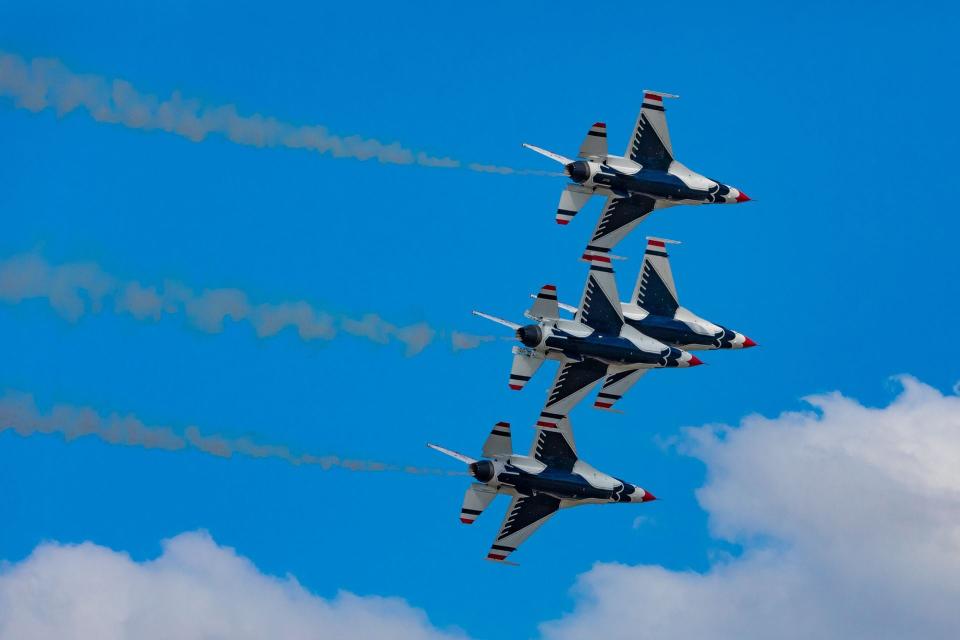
[735,191,751,203]
[641,492,656,503]
[742,337,757,348]
[688,355,704,367]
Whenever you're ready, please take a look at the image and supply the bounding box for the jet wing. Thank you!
[585,194,658,252]
[530,416,577,472]
[537,359,608,424]
[626,91,678,171]
[575,252,625,335]
[632,237,680,317]
[594,368,648,411]
[486,494,560,563]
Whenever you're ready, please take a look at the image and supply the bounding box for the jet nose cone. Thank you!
[687,355,704,367]
[625,485,656,503]
[735,190,751,203]
[742,336,758,348]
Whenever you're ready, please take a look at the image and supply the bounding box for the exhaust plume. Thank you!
[0,252,495,354]
[0,391,463,476]
[0,50,549,175]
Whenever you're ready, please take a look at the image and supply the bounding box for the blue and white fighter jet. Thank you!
[552,237,757,411]
[429,418,655,563]
[524,91,750,254]
[473,251,702,419]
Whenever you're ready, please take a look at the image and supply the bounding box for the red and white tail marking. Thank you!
[642,90,678,108]
[537,284,557,299]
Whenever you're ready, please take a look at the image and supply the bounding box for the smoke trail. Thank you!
[0,252,495,354]
[0,50,549,175]
[0,391,464,476]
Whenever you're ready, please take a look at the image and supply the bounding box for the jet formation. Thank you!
[430,92,754,562]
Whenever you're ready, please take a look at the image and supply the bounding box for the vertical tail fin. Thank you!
[632,237,681,317]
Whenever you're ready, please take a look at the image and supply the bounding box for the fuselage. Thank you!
[517,318,693,368]
[622,306,754,351]
[566,156,747,205]
[469,455,651,505]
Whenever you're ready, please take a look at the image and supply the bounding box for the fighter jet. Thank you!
[474,251,702,419]
[550,237,757,411]
[523,91,750,253]
[428,417,655,563]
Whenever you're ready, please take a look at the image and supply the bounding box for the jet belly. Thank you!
[592,168,710,202]
[500,464,616,502]
[627,314,718,350]
[545,332,662,366]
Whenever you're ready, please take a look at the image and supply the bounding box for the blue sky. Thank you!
[1,1,959,638]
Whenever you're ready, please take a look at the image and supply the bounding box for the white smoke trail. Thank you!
[0,391,464,476]
[0,50,548,175]
[0,252,495,354]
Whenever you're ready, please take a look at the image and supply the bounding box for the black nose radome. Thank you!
[469,460,495,483]
[516,325,543,348]
[564,161,590,183]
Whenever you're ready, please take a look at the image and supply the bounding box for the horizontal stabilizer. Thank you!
[529,294,577,315]
[461,483,498,525]
[528,284,559,320]
[482,421,512,458]
[578,122,608,160]
[509,346,545,390]
[557,184,593,225]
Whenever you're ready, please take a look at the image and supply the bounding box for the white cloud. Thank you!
[542,376,960,640]
[0,531,465,640]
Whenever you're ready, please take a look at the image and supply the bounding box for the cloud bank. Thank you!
[0,531,464,640]
[0,391,461,477]
[0,50,549,176]
[0,252,493,355]
[2,377,958,638]
[541,376,960,640]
